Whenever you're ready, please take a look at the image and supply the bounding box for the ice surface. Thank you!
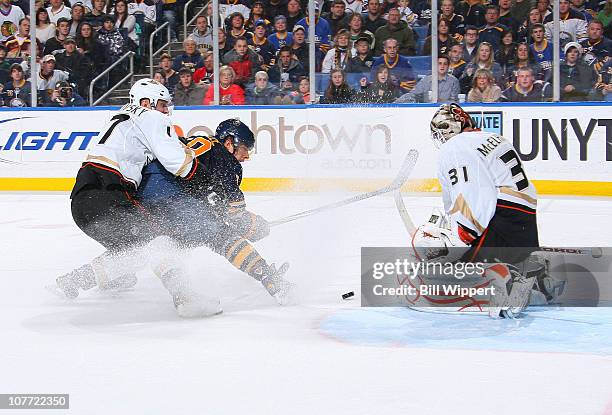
[1,192,612,415]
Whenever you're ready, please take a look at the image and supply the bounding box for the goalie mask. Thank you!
[430,103,476,148]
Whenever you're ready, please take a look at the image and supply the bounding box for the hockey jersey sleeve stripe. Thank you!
[499,186,537,206]
[496,203,537,215]
[176,148,196,178]
[448,193,486,234]
[86,155,120,169]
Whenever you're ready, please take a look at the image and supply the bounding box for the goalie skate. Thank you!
[261,262,295,305]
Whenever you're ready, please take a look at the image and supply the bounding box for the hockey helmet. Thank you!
[216,118,255,151]
[129,78,171,109]
[430,103,476,147]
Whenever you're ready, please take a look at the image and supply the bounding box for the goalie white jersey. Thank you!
[437,131,537,237]
[84,103,194,188]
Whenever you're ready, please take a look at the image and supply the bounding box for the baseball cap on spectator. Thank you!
[255,19,267,27]
[274,15,287,24]
[42,54,56,63]
[293,24,305,33]
[563,41,583,56]
[64,36,76,44]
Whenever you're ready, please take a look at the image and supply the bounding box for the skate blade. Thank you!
[45,284,78,300]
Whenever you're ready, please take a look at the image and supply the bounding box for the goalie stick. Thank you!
[270,149,419,227]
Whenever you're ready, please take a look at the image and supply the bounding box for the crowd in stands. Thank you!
[0,0,610,106]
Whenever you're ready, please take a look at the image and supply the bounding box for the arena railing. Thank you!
[89,51,135,106]
[149,22,172,78]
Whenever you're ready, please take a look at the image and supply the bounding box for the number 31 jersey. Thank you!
[437,131,537,237]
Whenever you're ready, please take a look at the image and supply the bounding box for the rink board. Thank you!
[0,102,610,196]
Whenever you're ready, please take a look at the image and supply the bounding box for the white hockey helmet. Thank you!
[430,103,476,147]
[129,78,171,109]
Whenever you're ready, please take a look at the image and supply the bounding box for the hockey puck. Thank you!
[342,291,355,300]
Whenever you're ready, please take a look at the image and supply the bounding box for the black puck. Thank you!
[342,291,355,300]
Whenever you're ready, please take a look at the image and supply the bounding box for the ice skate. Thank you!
[260,262,294,305]
[52,265,97,299]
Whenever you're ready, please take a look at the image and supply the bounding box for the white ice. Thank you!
[1,192,612,415]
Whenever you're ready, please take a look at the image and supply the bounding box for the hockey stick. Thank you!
[393,189,417,236]
[269,149,419,227]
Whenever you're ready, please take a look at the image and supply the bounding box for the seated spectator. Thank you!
[0,47,10,76]
[285,0,303,31]
[594,57,612,99]
[227,12,252,49]
[173,38,205,72]
[456,0,486,28]
[358,65,400,103]
[346,35,374,73]
[5,18,41,59]
[501,66,552,101]
[296,3,332,57]
[290,24,311,71]
[222,36,263,86]
[114,0,138,45]
[448,43,467,79]
[76,22,106,75]
[54,36,94,99]
[398,0,419,28]
[322,29,351,73]
[289,76,311,103]
[189,15,214,51]
[268,45,306,88]
[249,19,277,70]
[504,42,545,87]
[347,13,374,51]
[36,8,56,44]
[597,0,612,28]
[36,54,69,102]
[0,0,24,44]
[159,53,179,90]
[97,15,127,78]
[374,8,416,56]
[529,23,553,77]
[498,0,520,35]
[460,41,503,93]
[174,67,207,105]
[43,80,86,106]
[371,38,417,92]
[412,0,431,26]
[580,20,612,70]
[320,68,355,103]
[43,17,70,56]
[203,65,245,105]
[423,17,458,56]
[2,63,31,106]
[536,0,552,21]
[362,0,387,34]
[396,55,459,102]
[571,0,596,22]
[467,67,502,101]
[152,69,167,86]
[543,0,587,45]
[478,5,509,52]
[245,1,270,33]
[323,0,349,38]
[439,0,465,37]
[462,25,480,62]
[268,15,293,49]
[193,50,214,84]
[68,4,85,37]
[560,41,597,100]
[85,0,107,30]
[46,0,70,25]
[494,29,518,72]
[517,8,542,44]
[245,70,281,104]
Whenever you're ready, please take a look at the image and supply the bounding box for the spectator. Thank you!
[396,55,459,102]
[45,0,69,25]
[264,0,288,21]
[504,42,545,87]
[203,65,245,105]
[371,38,417,92]
[580,20,612,70]
[478,5,508,52]
[54,36,94,98]
[290,24,311,71]
[449,43,467,79]
[2,63,31,106]
[36,54,69,101]
[43,80,86,106]
[161,0,179,42]
[227,12,252,49]
[560,41,597,100]
[127,0,156,28]
[76,22,106,75]
[324,0,349,37]
[530,23,553,76]
[249,19,277,70]
[322,29,351,73]
[498,0,520,36]
[571,0,596,22]
[222,36,263,86]
[218,28,232,56]
[346,34,374,72]
[86,0,107,30]
[412,0,431,26]
[193,50,214,84]
[36,8,56,45]
[245,1,269,33]
[467,67,502,101]
[460,41,503,93]
[440,0,465,37]
[68,5,85,38]
[158,52,179,90]
[218,0,251,22]
[494,29,518,72]
[245,70,281,104]
[398,0,419,28]
[543,0,588,45]
[5,18,39,59]
[597,0,612,28]
[594,56,612,99]
[97,15,126,65]
[189,15,214,51]
[152,70,166,85]
[381,0,400,14]
[423,17,458,56]
[113,0,138,45]
[536,0,552,20]
[174,67,207,105]
[268,15,294,49]
[347,13,374,51]
[362,0,387,34]
[345,0,364,15]
[289,76,311,103]
[517,8,542,44]
[286,0,304,31]
[173,38,205,72]
[374,8,416,56]
[268,45,306,87]
[511,0,533,23]
[462,25,480,62]
[359,65,400,102]
[501,66,552,101]
[320,68,355,103]
[43,17,70,56]
[296,3,332,56]
[0,47,9,85]
[456,0,486,28]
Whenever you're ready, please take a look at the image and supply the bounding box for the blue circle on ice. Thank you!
[319,307,612,354]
